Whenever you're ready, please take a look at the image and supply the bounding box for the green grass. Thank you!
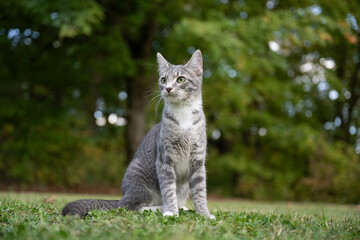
[1,192,359,239]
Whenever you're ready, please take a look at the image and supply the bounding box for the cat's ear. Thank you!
[157,53,170,73]
[185,50,203,77]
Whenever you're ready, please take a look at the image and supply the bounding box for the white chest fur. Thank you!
[167,101,202,130]
[173,106,194,130]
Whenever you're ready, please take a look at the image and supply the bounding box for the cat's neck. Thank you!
[163,98,203,130]
[164,97,203,113]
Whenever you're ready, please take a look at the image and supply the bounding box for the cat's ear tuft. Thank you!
[185,50,203,77]
[157,52,169,73]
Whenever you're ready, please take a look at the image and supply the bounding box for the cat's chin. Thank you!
[163,95,181,104]
[164,92,177,97]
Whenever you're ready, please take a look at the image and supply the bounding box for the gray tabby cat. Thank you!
[62,50,215,219]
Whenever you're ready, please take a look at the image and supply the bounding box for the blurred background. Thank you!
[0,0,359,203]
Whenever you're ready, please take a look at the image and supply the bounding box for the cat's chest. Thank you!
[172,108,194,130]
[161,105,204,177]
[166,105,202,131]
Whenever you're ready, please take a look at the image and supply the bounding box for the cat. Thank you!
[62,50,215,219]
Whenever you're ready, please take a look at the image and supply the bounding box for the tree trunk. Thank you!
[125,75,148,162]
[125,11,158,163]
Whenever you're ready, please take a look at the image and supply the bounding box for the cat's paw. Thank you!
[208,214,216,220]
[163,211,178,217]
[200,212,216,220]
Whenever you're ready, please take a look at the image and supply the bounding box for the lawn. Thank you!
[0,191,359,239]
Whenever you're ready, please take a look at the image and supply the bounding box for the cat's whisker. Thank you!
[144,88,158,93]
[145,90,162,108]
[148,94,161,105]
[144,90,159,99]
[155,96,164,115]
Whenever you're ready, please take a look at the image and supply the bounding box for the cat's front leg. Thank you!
[156,155,179,216]
[188,159,215,220]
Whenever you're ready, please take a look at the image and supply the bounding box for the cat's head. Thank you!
[156,50,203,104]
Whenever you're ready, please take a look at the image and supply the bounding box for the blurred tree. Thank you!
[0,0,359,202]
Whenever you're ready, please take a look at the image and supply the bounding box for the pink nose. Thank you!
[166,87,172,93]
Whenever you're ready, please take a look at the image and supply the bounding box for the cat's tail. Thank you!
[62,199,120,217]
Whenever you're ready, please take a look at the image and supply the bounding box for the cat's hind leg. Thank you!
[117,188,153,211]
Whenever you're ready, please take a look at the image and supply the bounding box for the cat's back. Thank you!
[133,123,161,161]
[121,123,160,192]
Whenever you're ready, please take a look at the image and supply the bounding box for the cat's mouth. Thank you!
[164,91,176,98]
[163,92,181,103]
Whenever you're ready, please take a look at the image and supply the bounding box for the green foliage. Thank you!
[14,0,104,38]
[0,0,360,203]
[0,193,359,240]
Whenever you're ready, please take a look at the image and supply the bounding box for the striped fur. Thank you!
[62,50,214,219]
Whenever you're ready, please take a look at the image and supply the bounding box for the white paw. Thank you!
[208,214,216,220]
[163,211,178,217]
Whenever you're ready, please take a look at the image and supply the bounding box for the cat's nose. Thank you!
[166,87,173,93]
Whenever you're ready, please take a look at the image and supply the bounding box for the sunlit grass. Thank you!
[1,191,359,239]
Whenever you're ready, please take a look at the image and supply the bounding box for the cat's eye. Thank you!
[176,76,186,84]
[160,77,167,84]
